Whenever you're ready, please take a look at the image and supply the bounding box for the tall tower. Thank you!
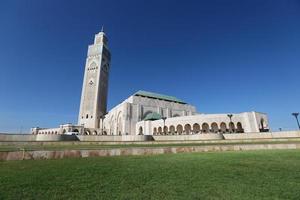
[78,28,111,128]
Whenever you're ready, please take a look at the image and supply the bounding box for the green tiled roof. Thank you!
[144,112,162,121]
[134,90,186,104]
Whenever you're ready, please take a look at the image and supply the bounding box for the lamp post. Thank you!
[227,114,233,133]
[292,113,300,130]
[162,117,167,135]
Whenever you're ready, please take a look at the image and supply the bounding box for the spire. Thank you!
[101,25,104,33]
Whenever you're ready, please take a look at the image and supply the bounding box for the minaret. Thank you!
[78,28,111,128]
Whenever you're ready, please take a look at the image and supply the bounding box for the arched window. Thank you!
[86,114,89,119]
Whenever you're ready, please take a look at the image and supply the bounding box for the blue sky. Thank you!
[0,0,299,133]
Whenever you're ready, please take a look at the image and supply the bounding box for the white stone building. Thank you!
[31,29,270,136]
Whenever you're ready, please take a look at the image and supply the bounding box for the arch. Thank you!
[202,123,209,133]
[229,122,235,133]
[73,129,79,133]
[51,131,54,134]
[260,118,268,132]
[138,126,143,135]
[92,131,97,135]
[237,122,244,133]
[193,123,200,134]
[55,131,58,134]
[184,124,191,134]
[153,127,157,135]
[169,125,175,135]
[84,130,91,135]
[86,114,89,119]
[109,115,115,135]
[220,122,227,133]
[62,129,66,134]
[158,127,162,135]
[176,124,183,135]
[163,126,168,135]
[211,122,219,133]
[142,111,153,120]
[116,112,123,135]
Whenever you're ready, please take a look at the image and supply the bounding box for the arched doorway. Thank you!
[176,125,183,135]
[237,122,244,133]
[153,127,157,135]
[139,126,143,135]
[211,123,219,133]
[184,124,191,134]
[220,122,227,133]
[158,127,162,135]
[169,125,175,135]
[193,123,200,134]
[202,123,209,133]
[229,122,235,133]
[163,126,168,135]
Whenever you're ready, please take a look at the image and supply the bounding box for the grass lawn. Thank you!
[1,150,300,200]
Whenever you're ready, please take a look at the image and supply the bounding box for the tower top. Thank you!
[94,26,108,45]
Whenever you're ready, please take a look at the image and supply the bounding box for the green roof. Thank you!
[134,90,186,104]
[144,112,162,121]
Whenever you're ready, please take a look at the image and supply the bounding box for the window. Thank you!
[86,114,89,119]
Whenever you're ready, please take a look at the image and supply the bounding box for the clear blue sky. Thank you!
[0,0,299,133]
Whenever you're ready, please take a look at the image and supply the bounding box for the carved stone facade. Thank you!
[78,30,111,129]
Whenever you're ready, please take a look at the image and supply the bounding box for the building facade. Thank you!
[31,30,270,136]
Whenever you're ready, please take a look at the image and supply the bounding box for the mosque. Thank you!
[31,29,270,136]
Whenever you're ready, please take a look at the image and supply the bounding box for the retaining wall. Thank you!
[223,131,300,140]
[1,131,300,142]
[152,134,223,141]
[77,135,154,142]
[0,134,36,141]
[1,142,300,161]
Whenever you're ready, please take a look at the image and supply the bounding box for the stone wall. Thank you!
[1,131,300,142]
[77,135,154,142]
[1,142,300,161]
[152,134,223,141]
[0,134,36,141]
[223,131,300,140]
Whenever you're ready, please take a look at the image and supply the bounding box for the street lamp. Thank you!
[292,113,300,130]
[162,117,167,135]
[227,114,233,133]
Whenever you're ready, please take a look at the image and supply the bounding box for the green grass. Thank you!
[1,150,300,199]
